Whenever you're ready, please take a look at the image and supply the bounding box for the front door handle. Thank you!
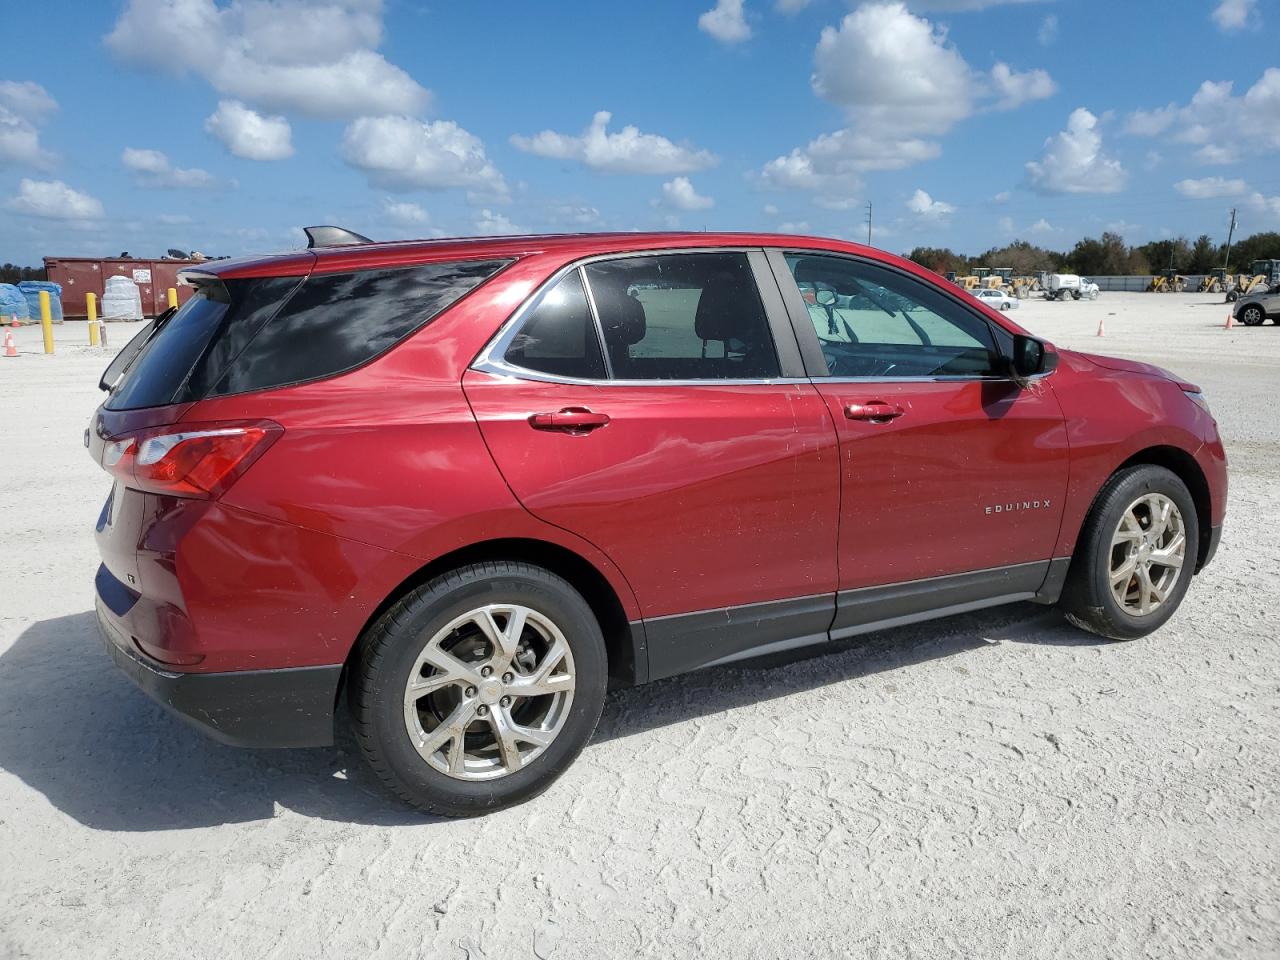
[844,401,904,422]
[528,407,611,432]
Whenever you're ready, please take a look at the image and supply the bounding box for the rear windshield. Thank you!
[105,259,509,410]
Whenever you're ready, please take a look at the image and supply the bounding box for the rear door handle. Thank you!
[528,407,611,432]
[844,401,904,422]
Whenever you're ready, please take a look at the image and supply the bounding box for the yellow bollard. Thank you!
[39,290,54,355]
[87,292,100,347]
[167,287,179,309]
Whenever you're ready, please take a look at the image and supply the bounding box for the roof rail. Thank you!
[304,225,374,249]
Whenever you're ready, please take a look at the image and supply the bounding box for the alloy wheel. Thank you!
[402,604,576,780]
[1109,493,1186,616]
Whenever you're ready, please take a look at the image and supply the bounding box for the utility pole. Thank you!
[865,202,873,246]
[1222,207,1237,271]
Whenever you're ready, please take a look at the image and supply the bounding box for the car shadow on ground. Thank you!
[0,604,1105,832]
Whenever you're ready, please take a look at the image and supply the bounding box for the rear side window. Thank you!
[210,259,509,397]
[503,271,606,380]
[583,253,779,380]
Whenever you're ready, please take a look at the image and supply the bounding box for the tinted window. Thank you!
[503,270,605,379]
[583,253,779,380]
[786,254,998,379]
[105,278,307,410]
[210,259,508,397]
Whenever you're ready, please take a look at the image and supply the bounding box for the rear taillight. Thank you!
[102,420,281,499]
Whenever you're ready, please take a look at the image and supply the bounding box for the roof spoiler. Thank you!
[304,225,374,249]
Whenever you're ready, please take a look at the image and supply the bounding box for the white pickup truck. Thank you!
[1045,274,1100,301]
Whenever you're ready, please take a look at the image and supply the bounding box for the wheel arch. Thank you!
[1099,445,1213,572]
[340,538,645,709]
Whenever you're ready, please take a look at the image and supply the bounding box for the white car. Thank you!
[975,288,1020,311]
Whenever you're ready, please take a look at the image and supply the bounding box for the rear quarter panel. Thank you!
[181,252,642,640]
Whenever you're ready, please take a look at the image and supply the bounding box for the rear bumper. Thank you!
[96,598,341,748]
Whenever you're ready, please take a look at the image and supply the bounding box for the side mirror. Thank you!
[1010,334,1057,379]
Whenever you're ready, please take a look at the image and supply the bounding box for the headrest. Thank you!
[695,276,751,342]
[593,283,646,346]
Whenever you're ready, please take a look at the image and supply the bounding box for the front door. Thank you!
[770,251,1070,636]
[464,249,841,677]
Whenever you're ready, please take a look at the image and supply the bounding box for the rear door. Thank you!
[464,249,841,678]
[768,250,1070,636]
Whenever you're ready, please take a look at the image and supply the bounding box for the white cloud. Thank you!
[660,177,714,210]
[121,147,220,189]
[1028,217,1056,234]
[548,203,602,226]
[990,62,1056,110]
[1247,192,1280,217]
[1211,0,1258,31]
[341,116,508,197]
[105,0,429,120]
[1037,14,1058,45]
[699,0,751,43]
[776,0,810,11]
[906,188,955,219]
[1174,176,1248,199]
[998,216,1015,233]
[157,213,193,225]
[761,3,1053,192]
[473,209,524,235]
[382,199,430,225]
[1026,108,1127,194]
[907,0,1047,8]
[204,100,293,161]
[763,203,779,215]
[993,190,1011,202]
[512,110,717,175]
[1126,70,1280,162]
[0,81,58,169]
[777,221,811,233]
[5,178,104,219]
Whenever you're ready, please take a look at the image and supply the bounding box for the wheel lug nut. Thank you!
[465,686,477,697]
[502,672,514,684]
[500,696,511,707]
[477,705,488,716]
[481,666,493,678]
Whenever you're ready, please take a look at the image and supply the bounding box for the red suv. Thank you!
[89,229,1226,815]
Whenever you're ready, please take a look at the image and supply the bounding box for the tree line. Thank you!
[0,263,48,285]
[905,231,1280,278]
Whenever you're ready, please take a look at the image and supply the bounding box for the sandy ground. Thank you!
[1,293,1277,959]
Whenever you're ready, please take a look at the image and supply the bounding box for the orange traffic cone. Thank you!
[1096,317,1105,336]
[1225,310,1233,329]
[8,314,17,328]
[3,330,17,357]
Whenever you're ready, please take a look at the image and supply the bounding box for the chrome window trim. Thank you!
[471,246,799,387]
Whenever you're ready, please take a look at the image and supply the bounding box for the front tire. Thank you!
[351,561,608,816]
[1059,465,1198,640]
[1240,304,1265,326]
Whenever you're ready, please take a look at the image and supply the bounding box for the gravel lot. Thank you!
[1,292,1277,959]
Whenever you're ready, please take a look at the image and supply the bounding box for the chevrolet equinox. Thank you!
[89,229,1227,815]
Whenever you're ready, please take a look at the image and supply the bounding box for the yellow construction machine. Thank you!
[1147,269,1188,293]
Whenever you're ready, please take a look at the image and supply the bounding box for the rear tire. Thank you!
[351,561,608,816]
[1059,465,1198,640]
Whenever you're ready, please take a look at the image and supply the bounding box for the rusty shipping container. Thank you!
[43,257,201,318]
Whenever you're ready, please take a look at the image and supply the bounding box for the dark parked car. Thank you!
[89,229,1227,815]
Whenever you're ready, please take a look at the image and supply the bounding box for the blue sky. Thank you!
[1,0,1278,266]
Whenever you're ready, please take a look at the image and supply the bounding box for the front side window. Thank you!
[785,254,999,379]
[582,253,780,380]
